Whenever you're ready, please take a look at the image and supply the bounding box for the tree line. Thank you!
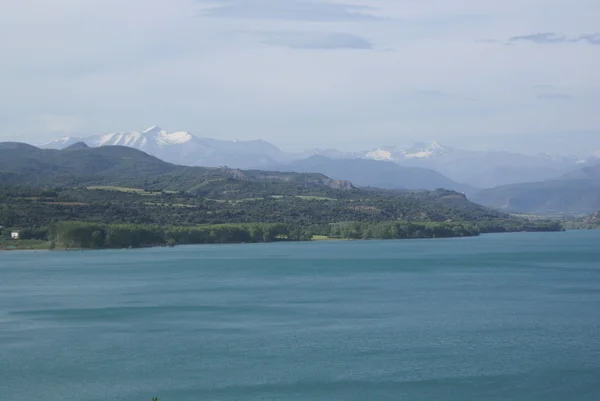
[44,220,483,249]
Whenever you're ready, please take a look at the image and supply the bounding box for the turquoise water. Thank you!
[1,231,600,401]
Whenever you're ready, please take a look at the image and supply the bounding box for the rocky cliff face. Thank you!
[323,179,354,191]
[583,211,600,225]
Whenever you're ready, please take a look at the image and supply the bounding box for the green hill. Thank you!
[0,144,351,198]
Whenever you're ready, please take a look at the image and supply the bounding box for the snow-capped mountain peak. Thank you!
[95,132,144,147]
[403,141,448,159]
[365,148,397,161]
[41,126,288,168]
[80,126,194,149]
[158,130,193,145]
[142,125,163,135]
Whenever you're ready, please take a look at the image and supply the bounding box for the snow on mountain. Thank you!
[402,141,448,159]
[365,148,396,161]
[285,140,598,188]
[359,141,599,188]
[161,131,194,145]
[40,129,600,189]
[574,150,600,165]
[42,126,287,168]
[362,141,450,162]
[87,126,194,148]
[294,142,452,162]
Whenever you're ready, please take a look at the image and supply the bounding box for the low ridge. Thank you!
[63,142,90,151]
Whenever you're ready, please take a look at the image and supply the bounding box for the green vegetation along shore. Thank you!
[42,220,480,250]
[0,186,562,250]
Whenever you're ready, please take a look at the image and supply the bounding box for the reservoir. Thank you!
[1,231,599,401]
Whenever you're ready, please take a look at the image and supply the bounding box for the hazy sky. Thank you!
[0,0,598,152]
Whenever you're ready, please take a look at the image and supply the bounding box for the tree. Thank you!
[91,230,104,248]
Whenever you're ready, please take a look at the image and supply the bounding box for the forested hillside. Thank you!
[0,143,352,198]
[0,185,562,249]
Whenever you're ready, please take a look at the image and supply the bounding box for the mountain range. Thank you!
[38,127,600,214]
[43,126,287,169]
[347,142,597,188]
[43,126,599,190]
[42,127,474,193]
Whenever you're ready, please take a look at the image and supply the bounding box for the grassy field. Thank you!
[271,195,335,201]
[295,196,336,201]
[205,195,337,204]
[144,202,198,208]
[87,186,157,196]
[311,235,347,241]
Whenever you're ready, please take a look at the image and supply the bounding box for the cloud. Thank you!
[537,93,572,101]
[499,32,600,45]
[576,33,600,45]
[198,0,380,21]
[260,31,373,50]
[509,33,567,44]
[1,0,599,151]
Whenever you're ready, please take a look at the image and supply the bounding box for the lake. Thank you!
[1,231,600,401]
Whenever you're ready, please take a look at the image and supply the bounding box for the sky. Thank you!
[0,0,599,153]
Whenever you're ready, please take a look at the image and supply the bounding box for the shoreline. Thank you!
[1,229,574,252]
